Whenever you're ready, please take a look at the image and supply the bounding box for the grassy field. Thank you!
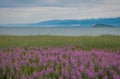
[0,35,120,51]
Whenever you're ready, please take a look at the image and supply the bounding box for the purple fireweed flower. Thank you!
[59,77,62,79]
[110,69,114,74]
[10,68,14,76]
[95,68,103,76]
[16,74,21,79]
[113,74,120,79]
[87,71,95,78]
[104,75,108,79]
[79,65,85,71]
[64,70,69,77]
[0,47,120,79]
[32,71,39,78]
[39,70,46,76]
[71,75,77,79]
[47,68,54,73]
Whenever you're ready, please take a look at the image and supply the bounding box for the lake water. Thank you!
[0,27,120,36]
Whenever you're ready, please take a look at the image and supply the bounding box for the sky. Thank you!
[0,0,120,24]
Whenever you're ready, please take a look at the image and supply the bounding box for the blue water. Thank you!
[0,27,120,36]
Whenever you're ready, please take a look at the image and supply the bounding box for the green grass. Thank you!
[0,35,120,51]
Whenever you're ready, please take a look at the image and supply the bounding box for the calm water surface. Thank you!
[0,27,120,36]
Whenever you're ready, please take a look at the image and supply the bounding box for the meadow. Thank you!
[0,35,120,51]
[0,35,120,79]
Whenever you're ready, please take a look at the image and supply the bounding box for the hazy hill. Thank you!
[93,24,115,27]
[0,17,120,27]
[35,17,120,27]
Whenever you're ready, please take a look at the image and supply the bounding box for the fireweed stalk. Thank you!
[0,46,120,79]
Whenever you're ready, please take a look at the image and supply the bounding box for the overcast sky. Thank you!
[0,0,120,24]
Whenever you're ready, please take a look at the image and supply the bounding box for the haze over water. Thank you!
[0,27,120,36]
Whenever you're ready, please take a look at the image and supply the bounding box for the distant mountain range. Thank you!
[0,17,120,27]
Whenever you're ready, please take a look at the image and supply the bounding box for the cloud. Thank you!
[0,6,120,24]
[0,0,62,7]
[0,0,120,24]
[0,0,120,8]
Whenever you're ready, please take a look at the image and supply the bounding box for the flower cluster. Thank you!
[0,47,120,79]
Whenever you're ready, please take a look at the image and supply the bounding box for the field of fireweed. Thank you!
[0,46,120,79]
[0,35,120,79]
